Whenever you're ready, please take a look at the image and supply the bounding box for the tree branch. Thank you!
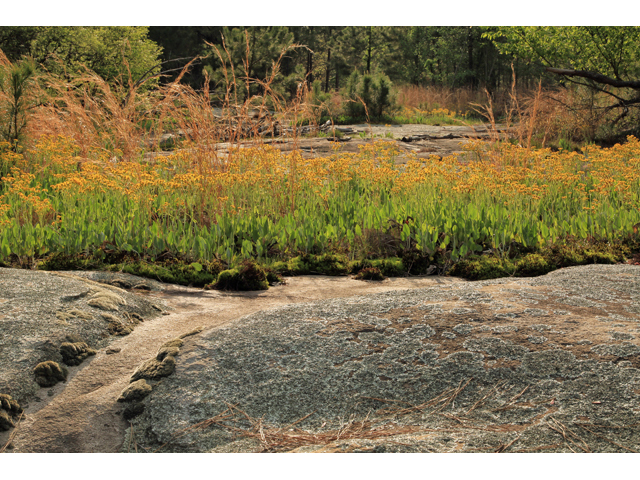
[546,67,640,89]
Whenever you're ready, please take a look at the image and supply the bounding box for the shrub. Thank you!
[343,70,397,119]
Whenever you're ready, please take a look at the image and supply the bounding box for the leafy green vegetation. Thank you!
[0,27,162,85]
[1,27,640,291]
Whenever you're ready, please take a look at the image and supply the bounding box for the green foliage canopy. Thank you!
[0,26,162,84]
[485,27,640,82]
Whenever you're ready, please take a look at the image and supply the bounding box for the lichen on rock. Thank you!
[33,361,67,387]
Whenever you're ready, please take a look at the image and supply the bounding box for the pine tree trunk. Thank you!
[325,48,331,92]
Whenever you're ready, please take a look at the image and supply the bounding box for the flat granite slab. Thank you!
[124,264,640,453]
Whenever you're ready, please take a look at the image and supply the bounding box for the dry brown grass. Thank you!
[469,65,617,148]
[396,84,485,115]
[5,35,312,167]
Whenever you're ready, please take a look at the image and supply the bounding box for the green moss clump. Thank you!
[179,327,204,339]
[37,253,103,271]
[515,253,554,277]
[118,379,153,403]
[60,342,97,366]
[0,394,23,431]
[37,252,225,288]
[541,236,628,268]
[119,260,222,287]
[161,338,184,349]
[349,257,405,277]
[131,355,176,382]
[305,254,348,275]
[377,257,405,276]
[33,361,68,387]
[449,256,516,280]
[107,319,134,336]
[272,254,349,276]
[354,267,386,281]
[207,260,269,291]
[264,268,282,285]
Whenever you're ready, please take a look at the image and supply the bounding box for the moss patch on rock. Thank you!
[55,308,94,324]
[131,355,176,382]
[206,261,269,291]
[354,267,386,281]
[59,341,96,366]
[161,338,184,349]
[87,289,126,312]
[118,379,153,403]
[33,361,68,387]
[0,394,23,431]
[348,257,405,277]
[107,320,133,336]
[450,236,634,281]
[102,313,136,336]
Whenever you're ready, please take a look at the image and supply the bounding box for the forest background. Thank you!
[3,25,640,147]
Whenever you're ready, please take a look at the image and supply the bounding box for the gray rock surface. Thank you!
[0,268,164,405]
[126,264,640,453]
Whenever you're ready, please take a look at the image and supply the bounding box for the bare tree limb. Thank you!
[546,67,640,90]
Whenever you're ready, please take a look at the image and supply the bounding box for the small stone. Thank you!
[106,347,121,355]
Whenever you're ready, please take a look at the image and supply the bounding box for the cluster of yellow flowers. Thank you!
[1,134,639,231]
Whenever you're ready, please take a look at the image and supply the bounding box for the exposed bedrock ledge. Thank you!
[127,264,640,453]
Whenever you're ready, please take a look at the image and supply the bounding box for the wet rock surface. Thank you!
[127,264,640,453]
